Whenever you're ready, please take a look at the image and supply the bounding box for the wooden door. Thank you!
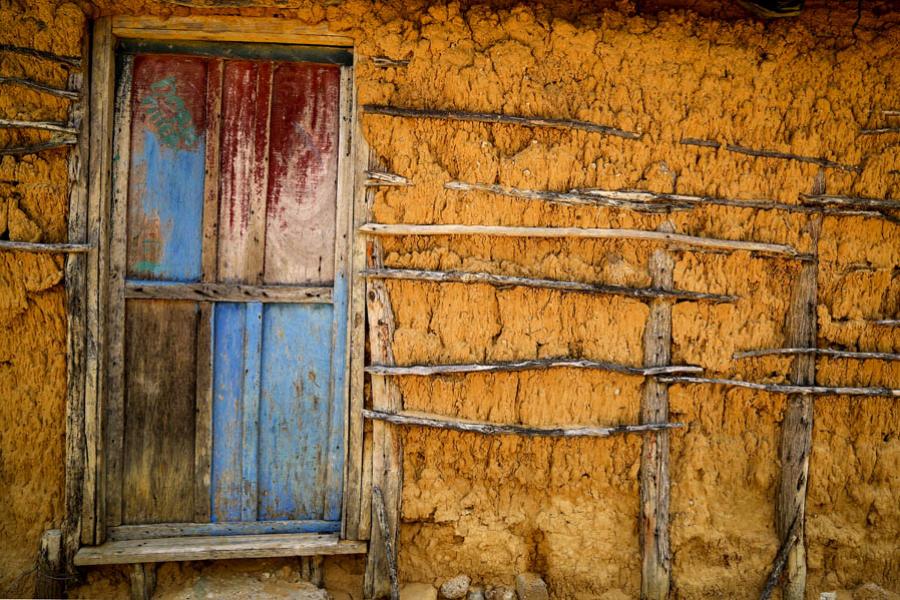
[108,44,352,536]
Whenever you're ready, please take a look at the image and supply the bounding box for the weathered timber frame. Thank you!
[64,15,370,571]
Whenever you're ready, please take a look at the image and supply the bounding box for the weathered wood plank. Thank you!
[34,529,64,599]
[326,66,354,524]
[74,533,366,565]
[264,62,340,284]
[218,60,271,284]
[122,300,198,524]
[109,520,340,541]
[194,302,214,523]
[639,239,674,600]
[775,208,822,600]
[372,486,400,600]
[359,223,802,257]
[128,563,156,600]
[201,58,223,283]
[366,359,700,377]
[211,303,248,522]
[124,281,332,303]
[343,85,369,540]
[63,26,90,570]
[363,268,736,303]
[363,239,404,599]
[105,54,135,529]
[257,303,334,520]
[83,16,116,546]
[363,409,684,437]
[111,15,354,47]
[126,54,208,281]
[240,302,263,521]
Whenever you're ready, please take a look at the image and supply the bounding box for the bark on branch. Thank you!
[735,348,900,361]
[365,358,702,377]
[659,376,900,398]
[363,267,737,303]
[364,104,642,140]
[363,409,685,438]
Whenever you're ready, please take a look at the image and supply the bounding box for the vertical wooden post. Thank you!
[34,529,64,599]
[82,16,115,546]
[63,18,91,573]
[128,564,156,600]
[639,225,674,600]
[363,156,404,599]
[776,180,823,599]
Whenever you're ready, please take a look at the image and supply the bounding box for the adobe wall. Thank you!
[1,0,897,598]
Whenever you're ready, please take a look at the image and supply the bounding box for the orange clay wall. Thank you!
[2,1,898,598]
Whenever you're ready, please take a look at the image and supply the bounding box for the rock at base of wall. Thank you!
[515,573,549,600]
[440,575,471,599]
[401,583,439,600]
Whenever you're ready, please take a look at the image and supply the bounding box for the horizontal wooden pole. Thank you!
[0,76,79,99]
[366,359,702,377]
[659,376,900,398]
[124,281,333,303]
[0,240,89,253]
[859,127,900,135]
[450,180,892,222]
[680,138,860,172]
[0,137,76,156]
[359,223,802,257]
[363,268,737,302]
[872,319,900,327]
[800,193,900,211]
[370,56,409,67]
[0,43,81,67]
[0,118,78,135]
[445,180,686,213]
[366,170,411,187]
[735,347,900,361]
[364,104,642,140]
[363,408,684,438]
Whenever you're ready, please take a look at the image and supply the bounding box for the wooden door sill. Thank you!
[73,532,366,565]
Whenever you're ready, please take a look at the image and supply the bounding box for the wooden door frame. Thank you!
[64,16,368,562]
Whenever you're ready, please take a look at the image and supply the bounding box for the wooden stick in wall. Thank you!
[0,76,80,99]
[445,180,688,213]
[359,223,804,257]
[658,375,899,398]
[363,268,737,303]
[364,104,642,140]
[799,193,900,211]
[365,170,411,187]
[366,359,701,377]
[680,138,860,172]
[858,127,900,135]
[0,136,76,156]
[735,348,900,362]
[0,240,90,253]
[363,409,684,438]
[0,43,81,67]
[639,228,674,600]
[0,118,78,135]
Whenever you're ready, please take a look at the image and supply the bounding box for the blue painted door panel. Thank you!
[259,303,334,521]
[211,302,346,523]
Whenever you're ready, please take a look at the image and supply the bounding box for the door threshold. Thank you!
[73,532,367,565]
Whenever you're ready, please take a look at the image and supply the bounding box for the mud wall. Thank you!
[2,0,898,598]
